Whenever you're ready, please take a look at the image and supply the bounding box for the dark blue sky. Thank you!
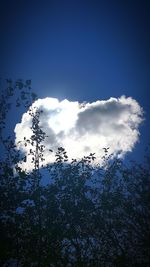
[0,0,149,161]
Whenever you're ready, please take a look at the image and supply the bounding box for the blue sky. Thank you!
[0,0,149,162]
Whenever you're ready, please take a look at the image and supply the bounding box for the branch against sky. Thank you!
[0,79,149,266]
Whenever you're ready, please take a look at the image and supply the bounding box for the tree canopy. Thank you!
[0,80,150,266]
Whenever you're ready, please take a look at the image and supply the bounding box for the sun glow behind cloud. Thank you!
[14,96,143,171]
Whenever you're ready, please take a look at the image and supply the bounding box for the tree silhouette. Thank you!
[0,80,150,266]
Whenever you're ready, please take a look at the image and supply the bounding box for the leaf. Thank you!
[26,79,31,86]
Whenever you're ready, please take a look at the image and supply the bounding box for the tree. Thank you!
[0,79,150,266]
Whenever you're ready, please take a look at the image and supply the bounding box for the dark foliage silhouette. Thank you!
[0,80,150,266]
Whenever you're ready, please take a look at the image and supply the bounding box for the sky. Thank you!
[0,0,150,165]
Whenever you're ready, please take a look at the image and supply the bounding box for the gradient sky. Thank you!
[0,0,149,162]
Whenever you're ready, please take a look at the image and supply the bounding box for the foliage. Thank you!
[0,80,150,266]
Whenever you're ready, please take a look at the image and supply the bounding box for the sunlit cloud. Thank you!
[14,96,143,171]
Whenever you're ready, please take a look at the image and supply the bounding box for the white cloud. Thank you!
[14,96,143,171]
